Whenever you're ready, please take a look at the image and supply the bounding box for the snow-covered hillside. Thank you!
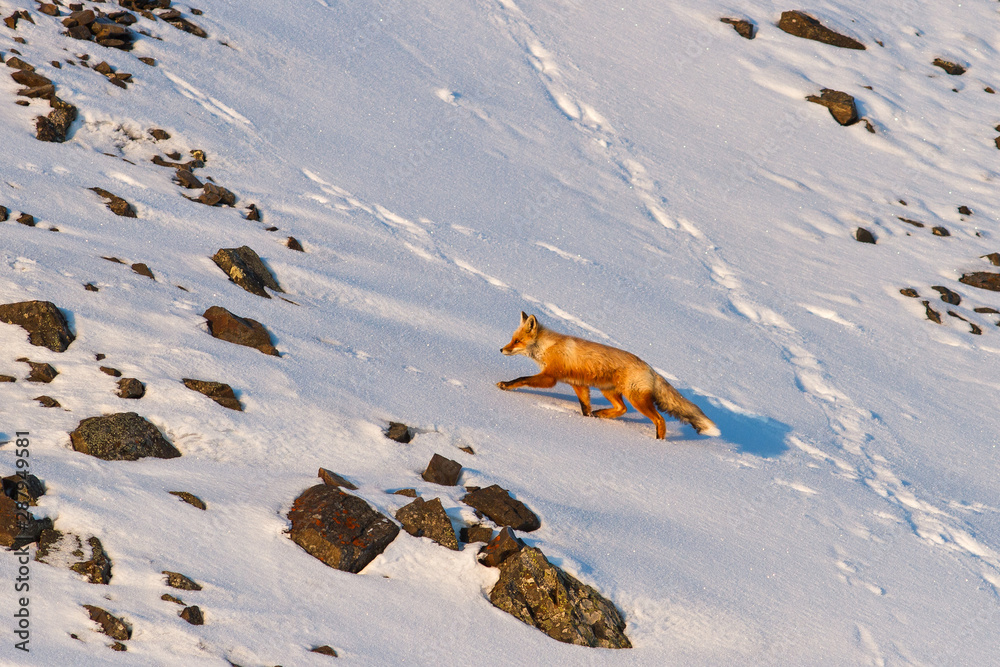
[2,0,999,664]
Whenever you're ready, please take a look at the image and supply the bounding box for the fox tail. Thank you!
[653,374,720,437]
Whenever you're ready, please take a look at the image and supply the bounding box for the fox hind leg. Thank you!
[592,390,627,420]
[571,385,592,416]
[628,390,667,439]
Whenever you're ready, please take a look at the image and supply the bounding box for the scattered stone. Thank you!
[149,128,170,141]
[933,58,966,76]
[2,474,44,505]
[163,570,202,591]
[203,306,279,356]
[131,263,154,279]
[83,605,131,641]
[461,524,494,545]
[5,57,34,71]
[0,300,75,351]
[421,453,462,486]
[459,445,475,455]
[85,283,99,292]
[931,226,950,237]
[777,11,865,50]
[948,311,982,335]
[287,484,400,573]
[863,118,876,133]
[116,377,145,399]
[478,527,524,567]
[169,491,206,510]
[211,246,282,298]
[70,412,181,461]
[11,69,52,90]
[489,547,631,649]
[182,378,243,411]
[286,236,304,252]
[0,494,51,547]
[897,216,925,228]
[0,375,15,382]
[111,642,127,652]
[921,301,942,324]
[180,605,204,625]
[100,366,122,377]
[986,87,996,94]
[974,307,1000,315]
[16,213,35,226]
[385,421,412,443]
[311,646,339,657]
[138,57,156,66]
[20,360,58,383]
[0,206,7,221]
[462,485,540,532]
[174,169,202,189]
[931,286,961,305]
[806,89,858,126]
[161,594,184,605]
[71,537,113,584]
[197,182,236,206]
[392,489,418,498]
[318,468,358,490]
[89,187,137,217]
[855,227,876,244]
[245,204,261,221]
[899,288,919,298]
[960,272,1000,292]
[983,253,1000,267]
[34,395,61,408]
[164,14,208,38]
[395,497,458,550]
[958,205,972,216]
[39,4,61,17]
[36,97,78,143]
[720,17,755,40]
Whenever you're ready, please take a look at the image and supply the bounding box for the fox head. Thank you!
[501,312,540,356]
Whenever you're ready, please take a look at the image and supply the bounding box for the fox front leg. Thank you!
[496,374,557,391]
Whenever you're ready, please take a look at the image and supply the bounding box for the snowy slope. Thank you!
[2,0,999,664]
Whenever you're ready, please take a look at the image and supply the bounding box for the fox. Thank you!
[497,312,720,439]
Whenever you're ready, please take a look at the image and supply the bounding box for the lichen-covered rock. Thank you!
[203,306,279,356]
[421,453,462,486]
[179,605,204,625]
[83,605,131,641]
[20,359,58,383]
[0,494,51,548]
[462,484,540,532]
[287,485,399,573]
[0,300,75,351]
[395,497,458,550]
[116,377,145,399]
[211,246,282,298]
[70,412,181,461]
[163,571,202,591]
[489,547,631,649]
[182,378,242,410]
[71,537,113,584]
[777,10,865,49]
[478,527,524,567]
[36,530,112,584]
[36,98,77,143]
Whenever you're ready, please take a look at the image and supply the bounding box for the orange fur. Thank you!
[498,312,719,439]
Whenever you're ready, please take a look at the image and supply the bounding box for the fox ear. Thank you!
[525,315,537,331]
[520,311,529,324]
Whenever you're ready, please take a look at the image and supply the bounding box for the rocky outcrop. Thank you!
[0,300,75,351]
[421,453,462,486]
[462,485,540,532]
[203,306,279,356]
[211,246,282,298]
[182,378,243,411]
[777,11,865,49]
[395,497,458,550]
[287,485,399,573]
[70,413,181,461]
[806,89,859,126]
[959,272,1000,292]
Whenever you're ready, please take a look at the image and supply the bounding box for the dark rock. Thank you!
[974,307,999,315]
[461,524,494,544]
[0,301,75,351]
[958,205,972,216]
[90,187,136,217]
[899,288,919,298]
[166,17,208,38]
[385,422,411,443]
[720,18,755,40]
[960,272,1000,292]
[0,206,7,221]
[138,57,156,66]
[933,58,966,76]
[855,227,876,244]
[71,537,113,584]
[462,485,540,532]
[66,24,93,40]
[931,226,950,237]
[203,306,279,356]
[211,246,282,298]
[70,412,181,461]
[5,57,34,71]
[149,128,170,141]
[21,360,58,383]
[489,547,631,649]
[163,571,202,591]
[921,301,942,324]
[179,605,204,625]
[392,488,418,498]
[182,378,243,411]
[478,527,524,567]
[83,605,131,641]
[0,494,51,548]
[948,311,982,335]
[421,453,462,486]
[18,83,56,99]
[116,378,145,399]
[286,236,304,251]
[2,474,44,505]
[777,11,865,50]
[287,484,400,573]
[983,253,1000,267]
[169,491,206,510]
[806,89,858,126]
[311,646,338,657]
[0,375,15,382]
[111,643,127,652]
[100,366,122,377]
[174,169,202,189]
[897,216,925,228]
[11,69,52,89]
[161,594,184,605]
[16,213,35,227]
[931,286,961,305]
[36,98,78,143]
[85,283,99,292]
[245,204,261,221]
[34,395,61,408]
[395,497,458,550]
[318,468,358,490]
[130,263,154,279]
[459,445,475,455]
[197,182,236,206]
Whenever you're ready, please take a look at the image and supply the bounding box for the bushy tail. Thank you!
[653,375,720,436]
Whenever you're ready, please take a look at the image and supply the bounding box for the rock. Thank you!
[948,311,982,335]
[855,228,876,244]
[245,204,261,221]
[286,236,305,251]
[960,272,1000,292]
[197,182,236,206]
[180,605,204,625]
[169,491,206,510]
[897,216,925,228]
[182,378,243,411]
[0,375,15,382]
[921,301,942,324]
[459,445,475,455]
[395,497,458,550]
[84,283,99,292]
[462,485,540,532]
[931,226,950,237]
[0,494,51,548]
[2,474,44,505]
[35,530,111,583]
[983,253,1000,267]
[933,58,966,76]
[211,246,282,298]
[161,593,184,605]
[489,547,631,649]
[203,306,279,356]
[777,11,865,50]
[974,306,1000,315]
[164,570,202,591]
[477,527,524,567]
[174,169,202,189]
[385,422,412,443]
[90,187,136,217]
[40,5,61,17]
[70,412,181,461]
[931,286,961,305]
[36,98,78,142]
[421,453,462,486]
[10,69,52,89]
[806,89,859,126]
[311,645,339,657]
[138,57,156,66]
[899,288,919,298]
[131,263,154,279]
[116,378,145,399]
[5,57,34,71]
[720,18,755,39]
[287,484,400,573]
[149,128,170,141]
[460,524,494,545]
[958,205,973,216]
[16,213,35,226]
[71,537,113,584]
[166,16,208,38]
[34,395,61,408]
[392,488,417,498]
[0,300,75,351]
[318,468,358,490]
[83,605,131,641]
[100,366,122,377]
[0,206,7,221]
[20,360,58,383]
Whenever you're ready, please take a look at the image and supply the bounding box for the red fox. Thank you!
[497,312,720,439]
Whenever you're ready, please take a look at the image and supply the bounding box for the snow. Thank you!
[2,0,999,664]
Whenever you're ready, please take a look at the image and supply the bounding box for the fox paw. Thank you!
[496,381,511,390]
